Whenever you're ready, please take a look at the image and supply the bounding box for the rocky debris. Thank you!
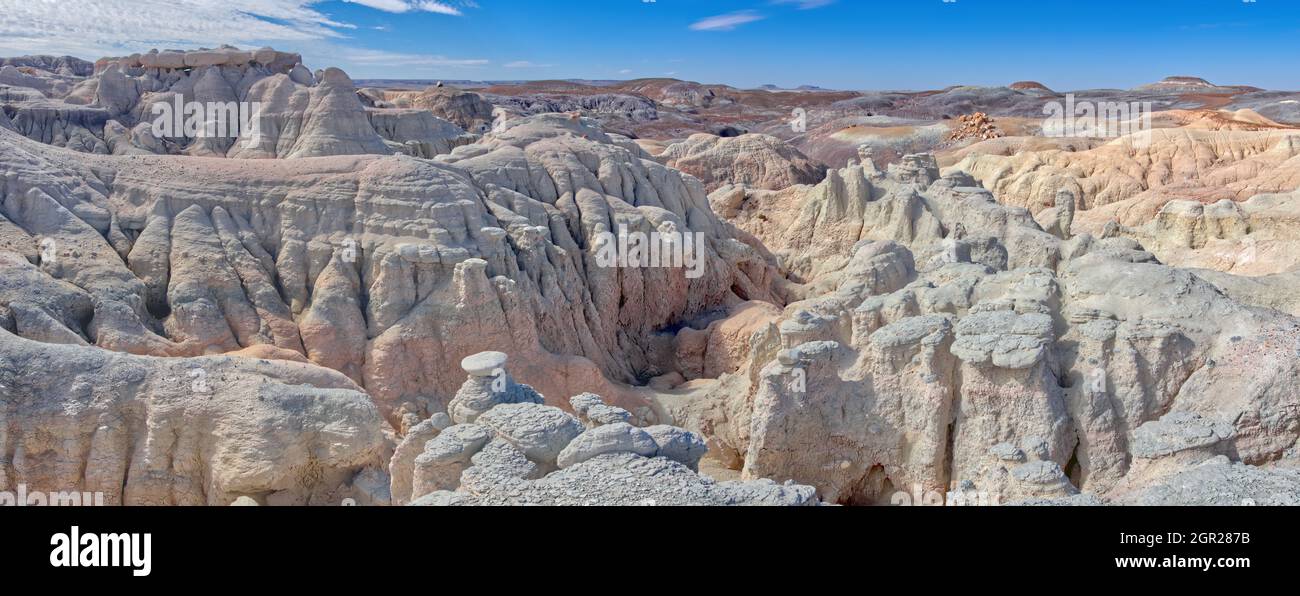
[585,403,633,426]
[659,133,827,192]
[412,452,818,506]
[946,112,1004,142]
[396,366,817,505]
[570,390,636,427]
[1130,412,1235,461]
[1110,456,1300,505]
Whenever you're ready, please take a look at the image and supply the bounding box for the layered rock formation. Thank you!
[0,328,388,505]
[664,155,1300,505]
[363,86,496,134]
[1,47,473,160]
[0,105,781,445]
[660,133,826,192]
[4,49,1299,506]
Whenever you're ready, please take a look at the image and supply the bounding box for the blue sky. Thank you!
[1,0,1296,90]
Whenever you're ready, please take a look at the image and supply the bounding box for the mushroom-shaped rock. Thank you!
[645,425,708,471]
[476,403,585,469]
[557,423,658,469]
[462,351,508,377]
[447,352,544,424]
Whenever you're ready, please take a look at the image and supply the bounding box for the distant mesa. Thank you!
[1009,81,1054,93]
[1134,76,1219,92]
[1157,76,1215,86]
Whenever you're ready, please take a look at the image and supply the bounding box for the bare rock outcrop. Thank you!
[0,109,784,433]
[2,47,410,159]
[397,358,817,506]
[661,133,826,192]
[369,86,496,134]
[671,153,1300,505]
[0,328,388,505]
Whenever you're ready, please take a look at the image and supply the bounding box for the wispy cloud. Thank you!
[504,60,553,68]
[771,0,836,9]
[0,0,482,76]
[342,0,477,15]
[689,10,765,31]
[0,0,348,58]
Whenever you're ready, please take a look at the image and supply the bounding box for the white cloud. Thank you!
[504,61,553,68]
[343,0,473,15]
[415,1,464,16]
[343,0,415,12]
[771,0,836,9]
[689,11,765,32]
[0,0,346,57]
[0,1,476,59]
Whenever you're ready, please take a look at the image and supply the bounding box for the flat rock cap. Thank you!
[462,351,508,377]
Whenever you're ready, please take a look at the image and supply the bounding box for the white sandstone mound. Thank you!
[0,328,388,505]
[392,354,818,506]
[3,48,1299,507]
[1,46,473,160]
[660,133,827,192]
[666,154,1300,505]
[0,110,782,433]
